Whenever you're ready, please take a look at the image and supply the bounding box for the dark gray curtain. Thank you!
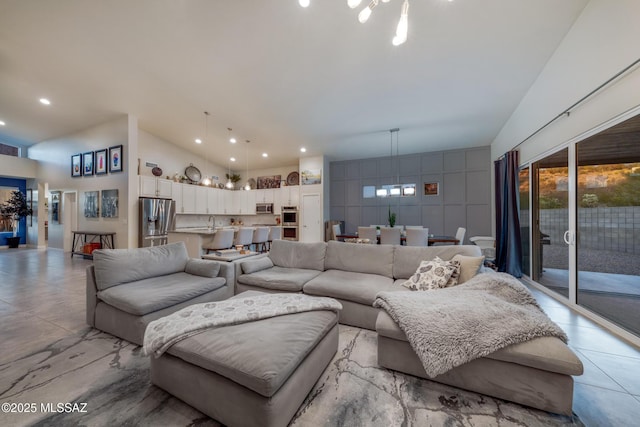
[494,151,523,277]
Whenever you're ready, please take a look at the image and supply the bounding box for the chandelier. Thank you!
[298,0,419,46]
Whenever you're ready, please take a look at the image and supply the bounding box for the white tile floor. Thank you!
[1,247,640,426]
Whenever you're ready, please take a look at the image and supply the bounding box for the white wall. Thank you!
[0,154,38,179]
[138,129,228,186]
[28,116,131,249]
[492,0,640,163]
[299,155,325,241]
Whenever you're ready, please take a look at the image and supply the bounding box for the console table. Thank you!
[71,231,116,259]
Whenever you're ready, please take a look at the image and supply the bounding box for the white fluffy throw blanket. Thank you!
[373,272,567,378]
[144,293,342,358]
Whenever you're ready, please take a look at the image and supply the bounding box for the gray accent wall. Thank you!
[329,146,492,243]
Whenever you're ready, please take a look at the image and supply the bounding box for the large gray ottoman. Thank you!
[150,291,339,427]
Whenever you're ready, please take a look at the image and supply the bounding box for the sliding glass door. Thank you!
[524,113,640,338]
[575,124,640,336]
[531,148,570,298]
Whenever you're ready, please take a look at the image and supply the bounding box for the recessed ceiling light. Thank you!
[262,153,268,158]
[39,98,51,105]
[0,120,5,126]
[300,147,307,153]
[195,138,202,144]
[230,138,237,144]
[230,157,236,162]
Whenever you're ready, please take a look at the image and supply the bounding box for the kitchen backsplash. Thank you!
[174,214,279,229]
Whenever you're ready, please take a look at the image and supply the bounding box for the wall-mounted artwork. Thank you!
[95,149,108,175]
[84,191,99,218]
[257,175,281,189]
[424,182,439,196]
[109,145,123,173]
[101,189,118,218]
[83,152,94,176]
[71,154,82,177]
[301,169,321,185]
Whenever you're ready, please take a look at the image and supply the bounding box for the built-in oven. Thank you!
[281,206,298,226]
[282,226,298,241]
[256,203,273,214]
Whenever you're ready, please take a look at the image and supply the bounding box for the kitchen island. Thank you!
[167,227,219,258]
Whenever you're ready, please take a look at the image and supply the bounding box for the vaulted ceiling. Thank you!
[0,0,588,168]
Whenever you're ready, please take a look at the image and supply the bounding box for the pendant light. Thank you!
[201,112,212,186]
[244,140,251,191]
[226,127,235,189]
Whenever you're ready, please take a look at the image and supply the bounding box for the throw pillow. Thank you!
[444,258,462,287]
[241,257,274,274]
[451,254,485,284]
[402,257,458,291]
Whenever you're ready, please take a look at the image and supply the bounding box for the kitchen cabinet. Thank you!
[207,187,219,215]
[171,182,184,213]
[255,189,274,204]
[139,176,172,198]
[195,186,208,214]
[276,186,299,212]
[181,185,209,214]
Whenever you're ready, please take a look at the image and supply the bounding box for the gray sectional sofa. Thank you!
[236,239,583,415]
[236,239,483,329]
[86,242,233,345]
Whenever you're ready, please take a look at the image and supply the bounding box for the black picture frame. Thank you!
[109,145,123,173]
[71,154,82,177]
[83,151,94,176]
[95,149,108,175]
[424,182,439,196]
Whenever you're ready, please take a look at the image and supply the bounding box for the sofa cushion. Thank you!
[238,266,322,292]
[93,242,189,290]
[97,272,226,316]
[393,245,482,280]
[268,240,327,271]
[304,269,397,305]
[325,240,394,278]
[452,254,484,284]
[241,257,274,274]
[185,259,221,278]
[375,311,583,376]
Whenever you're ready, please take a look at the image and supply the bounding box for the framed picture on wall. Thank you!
[84,191,99,218]
[95,149,108,175]
[424,182,439,196]
[83,151,94,176]
[109,145,123,173]
[71,154,82,177]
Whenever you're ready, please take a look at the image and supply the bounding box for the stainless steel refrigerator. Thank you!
[139,197,175,247]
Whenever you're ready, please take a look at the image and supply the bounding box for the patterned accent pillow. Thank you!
[402,257,460,291]
[444,258,462,287]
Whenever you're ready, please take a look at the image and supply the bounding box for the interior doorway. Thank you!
[62,191,78,252]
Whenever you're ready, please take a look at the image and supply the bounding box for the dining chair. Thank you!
[252,227,270,253]
[205,229,235,254]
[332,223,342,240]
[267,226,281,251]
[234,227,254,250]
[455,227,466,245]
[380,227,401,245]
[405,227,429,246]
[357,226,377,243]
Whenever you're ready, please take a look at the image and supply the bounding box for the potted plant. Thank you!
[388,206,396,228]
[225,173,242,190]
[1,190,33,248]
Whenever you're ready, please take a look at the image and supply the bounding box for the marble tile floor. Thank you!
[0,248,639,426]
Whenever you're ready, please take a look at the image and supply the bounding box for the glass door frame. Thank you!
[518,105,640,347]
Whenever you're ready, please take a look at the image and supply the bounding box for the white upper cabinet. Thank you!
[195,186,208,214]
[181,184,197,214]
[171,182,184,213]
[140,176,173,198]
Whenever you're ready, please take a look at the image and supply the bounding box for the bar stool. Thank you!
[204,229,235,254]
[267,226,281,251]
[252,227,270,253]
[234,227,254,250]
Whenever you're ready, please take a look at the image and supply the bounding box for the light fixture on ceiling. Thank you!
[202,112,212,186]
[262,153,268,158]
[244,140,251,191]
[300,147,307,153]
[39,98,51,105]
[297,0,433,46]
[0,120,5,126]
[195,138,202,144]
[226,127,236,189]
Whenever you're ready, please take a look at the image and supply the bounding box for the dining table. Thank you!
[335,234,459,246]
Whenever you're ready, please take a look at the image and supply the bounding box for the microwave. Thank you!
[256,203,274,214]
